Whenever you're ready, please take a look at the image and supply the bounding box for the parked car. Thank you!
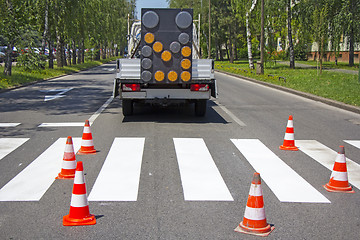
[0,51,5,63]
[0,46,18,61]
[0,46,7,62]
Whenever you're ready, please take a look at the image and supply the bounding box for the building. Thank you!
[307,36,360,64]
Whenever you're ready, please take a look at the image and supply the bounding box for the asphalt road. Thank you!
[0,62,359,239]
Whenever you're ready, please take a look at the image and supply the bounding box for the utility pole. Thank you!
[208,0,211,59]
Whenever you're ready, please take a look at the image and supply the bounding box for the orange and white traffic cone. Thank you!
[78,120,96,155]
[56,136,77,179]
[63,161,96,226]
[324,146,354,193]
[279,115,299,151]
[235,172,274,237]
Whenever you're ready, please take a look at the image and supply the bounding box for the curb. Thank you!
[216,69,360,114]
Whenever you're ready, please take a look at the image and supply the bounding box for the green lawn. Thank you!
[296,60,359,71]
[0,57,118,90]
[215,60,360,107]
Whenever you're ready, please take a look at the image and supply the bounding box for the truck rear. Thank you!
[113,8,217,116]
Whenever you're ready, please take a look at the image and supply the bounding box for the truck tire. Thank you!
[122,99,133,116]
[195,99,207,117]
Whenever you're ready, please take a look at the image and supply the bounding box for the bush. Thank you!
[294,44,308,61]
[17,49,45,71]
[237,47,248,59]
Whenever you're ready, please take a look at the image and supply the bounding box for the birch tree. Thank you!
[287,0,295,69]
[246,0,257,69]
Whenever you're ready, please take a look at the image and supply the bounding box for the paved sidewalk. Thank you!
[278,61,359,75]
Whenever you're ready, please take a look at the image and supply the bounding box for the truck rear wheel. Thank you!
[122,99,133,116]
[195,99,207,117]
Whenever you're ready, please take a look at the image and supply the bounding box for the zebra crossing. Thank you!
[88,138,145,201]
[0,138,29,161]
[0,137,359,203]
[231,139,330,203]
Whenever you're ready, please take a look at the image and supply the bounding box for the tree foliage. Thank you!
[1,0,359,77]
[0,0,135,74]
[168,0,359,71]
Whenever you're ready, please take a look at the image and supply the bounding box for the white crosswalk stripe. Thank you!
[231,139,330,203]
[38,122,85,127]
[0,138,29,161]
[0,123,21,127]
[0,138,81,201]
[174,138,233,201]
[344,140,360,150]
[0,137,359,202]
[296,140,360,190]
[88,138,145,201]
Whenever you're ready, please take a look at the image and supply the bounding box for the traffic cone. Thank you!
[63,161,96,226]
[323,146,354,193]
[235,172,274,237]
[56,136,77,179]
[279,115,299,151]
[78,120,96,154]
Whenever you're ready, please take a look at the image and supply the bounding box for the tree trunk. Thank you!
[62,46,67,66]
[81,39,85,63]
[246,0,257,69]
[234,23,238,60]
[67,44,71,66]
[219,43,223,61]
[287,0,295,69]
[225,42,229,61]
[234,38,238,60]
[49,40,54,69]
[228,25,234,63]
[102,46,107,59]
[349,27,354,67]
[215,38,220,60]
[56,35,63,68]
[95,46,100,60]
[77,44,81,64]
[41,0,49,56]
[4,43,13,76]
[72,40,76,65]
[319,36,324,74]
[259,0,264,74]
[246,12,254,69]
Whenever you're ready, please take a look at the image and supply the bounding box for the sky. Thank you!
[135,0,169,19]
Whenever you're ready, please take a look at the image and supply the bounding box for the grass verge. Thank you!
[215,60,360,107]
[296,60,359,71]
[0,57,118,90]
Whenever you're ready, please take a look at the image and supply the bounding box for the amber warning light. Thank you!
[140,8,193,83]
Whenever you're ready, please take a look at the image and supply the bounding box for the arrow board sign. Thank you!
[40,88,74,101]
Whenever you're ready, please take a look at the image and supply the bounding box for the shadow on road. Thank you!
[122,100,228,124]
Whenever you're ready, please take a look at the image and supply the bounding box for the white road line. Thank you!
[0,138,29,161]
[88,96,114,123]
[231,139,330,203]
[38,122,85,127]
[42,88,74,101]
[213,100,246,127]
[38,96,113,127]
[0,123,21,127]
[0,138,81,201]
[344,140,360,149]
[297,140,360,190]
[88,138,145,201]
[174,138,233,201]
